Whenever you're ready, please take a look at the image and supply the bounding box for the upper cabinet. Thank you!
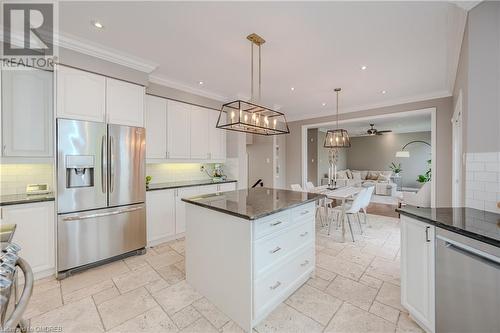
[106,77,144,127]
[145,95,167,159]
[209,110,226,160]
[56,65,144,126]
[1,65,53,157]
[167,100,191,159]
[56,65,106,122]
[144,96,226,162]
[190,105,210,159]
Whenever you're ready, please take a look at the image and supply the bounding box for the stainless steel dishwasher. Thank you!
[436,228,500,333]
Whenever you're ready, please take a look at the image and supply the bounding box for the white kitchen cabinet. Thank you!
[106,77,144,127]
[0,202,55,279]
[190,106,210,159]
[174,186,200,234]
[401,215,435,333]
[1,65,53,157]
[167,100,191,159]
[218,182,236,192]
[145,95,167,159]
[146,189,176,246]
[209,110,226,160]
[56,65,106,122]
[198,184,218,195]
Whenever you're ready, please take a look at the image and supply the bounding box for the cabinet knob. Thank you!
[269,246,281,254]
[269,281,281,290]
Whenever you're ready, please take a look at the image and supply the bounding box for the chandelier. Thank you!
[323,88,351,148]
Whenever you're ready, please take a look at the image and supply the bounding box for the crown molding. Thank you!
[55,32,158,73]
[286,90,452,122]
[149,74,229,102]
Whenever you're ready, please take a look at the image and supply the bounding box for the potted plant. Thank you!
[417,160,431,183]
[145,175,152,188]
[389,162,402,176]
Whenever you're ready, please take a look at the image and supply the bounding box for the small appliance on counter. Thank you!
[26,183,50,195]
[0,225,33,333]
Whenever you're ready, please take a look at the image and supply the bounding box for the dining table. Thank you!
[311,185,363,237]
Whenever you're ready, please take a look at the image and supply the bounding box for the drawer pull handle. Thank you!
[300,210,310,215]
[270,246,282,254]
[270,221,282,227]
[301,260,310,267]
[300,231,309,237]
[270,281,281,290]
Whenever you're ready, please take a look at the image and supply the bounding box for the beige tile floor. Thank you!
[24,214,425,333]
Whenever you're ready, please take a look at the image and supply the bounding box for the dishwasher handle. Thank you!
[440,237,500,269]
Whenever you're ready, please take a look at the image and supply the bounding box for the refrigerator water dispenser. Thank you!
[65,155,95,188]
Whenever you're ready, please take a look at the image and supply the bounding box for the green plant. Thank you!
[417,160,431,183]
[145,175,152,187]
[389,162,402,174]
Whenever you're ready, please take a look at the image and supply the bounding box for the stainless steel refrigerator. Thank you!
[56,119,146,276]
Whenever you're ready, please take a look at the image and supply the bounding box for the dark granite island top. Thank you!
[397,206,500,247]
[0,193,55,206]
[182,187,324,220]
[147,179,237,191]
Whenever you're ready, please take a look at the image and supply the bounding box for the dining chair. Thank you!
[290,184,303,191]
[329,187,367,241]
[305,182,315,191]
[359,185,375,224]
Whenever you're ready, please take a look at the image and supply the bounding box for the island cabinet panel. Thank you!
[401,215,435,333]
[146,189,176,246]
[185,200,316,332]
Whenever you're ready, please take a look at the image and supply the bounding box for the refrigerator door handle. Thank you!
[62,206,143,221]
[101,135,107,194]
[109,136,115,193]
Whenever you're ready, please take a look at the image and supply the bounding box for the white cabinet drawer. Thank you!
[253,211,291,239]
[254,221,313,277]
[291,203,315,223]
[254,245,314,317]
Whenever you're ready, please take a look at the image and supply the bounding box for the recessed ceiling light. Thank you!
[92,21,104,29]
[198,81,204,85]
[381,90,387,94]
[290,87,295,91]
[361,65,367,70]
[322,102,327,107]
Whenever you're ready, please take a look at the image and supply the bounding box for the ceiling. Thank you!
[58,1,467,121]
[319,112,431,137]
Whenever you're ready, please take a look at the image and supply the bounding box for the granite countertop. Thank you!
[397,206,500,247]
[0,192,55,206]
[182,187,324,220]
[146,179,237,191]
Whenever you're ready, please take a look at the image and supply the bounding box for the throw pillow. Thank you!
[352,172,362,181]
[378,174,389,182]
[346,169,353,179]
[367,171,379,180]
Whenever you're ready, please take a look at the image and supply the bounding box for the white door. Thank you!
[145,95,167,159]
[1,202,55,278]
[56,65,106,122]
[209,110,226,160]
[106,78,144,127]
[401,216,435,333]
[146,189,176,245]
[174,187,199,234]
[190,106,210,159]
[167,100,191,159]
[452,91,463,208]
[2,66,53,157]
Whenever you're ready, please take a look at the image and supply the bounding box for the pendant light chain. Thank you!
[259,44,262,102]
[336,89,339,130]
[251,42,254,102]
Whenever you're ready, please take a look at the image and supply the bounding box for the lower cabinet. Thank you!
[400,215,435,333]
[0,202,55,279]
[146,189,176,246]
[146,182,237,245]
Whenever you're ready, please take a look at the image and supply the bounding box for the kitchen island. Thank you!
[182,187,324,332]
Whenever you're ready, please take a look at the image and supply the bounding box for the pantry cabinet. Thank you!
[1,65,53,157]
[0,202,55,279]
[190,106,210,159]
[56,65,106,122]
[401,215,435,333]
[106,77,144,127]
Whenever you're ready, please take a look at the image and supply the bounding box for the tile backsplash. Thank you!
[146,163,218,184]
[0,164,54,195]
[465,152,500,213]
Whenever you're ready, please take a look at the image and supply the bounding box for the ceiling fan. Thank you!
[366,124,392,136]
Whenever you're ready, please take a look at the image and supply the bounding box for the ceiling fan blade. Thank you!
[377,130,392,133]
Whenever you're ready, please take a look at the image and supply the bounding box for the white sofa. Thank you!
[335,169,396,196]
